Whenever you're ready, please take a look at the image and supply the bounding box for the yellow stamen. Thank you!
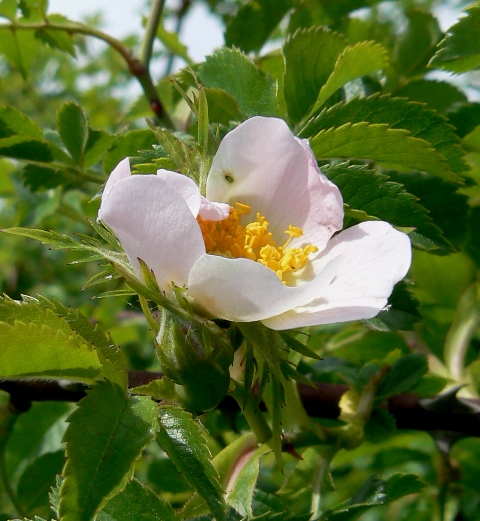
[197,202,318,284]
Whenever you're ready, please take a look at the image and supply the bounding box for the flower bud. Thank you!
[156,312,233,413]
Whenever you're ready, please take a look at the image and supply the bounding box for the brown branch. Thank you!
[1,373,480,437]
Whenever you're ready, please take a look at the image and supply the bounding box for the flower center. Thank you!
[197,202,318,284]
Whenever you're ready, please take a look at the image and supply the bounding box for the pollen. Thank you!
[197,203,318,284]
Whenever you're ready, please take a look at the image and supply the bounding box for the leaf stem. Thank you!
[0,401,26,518]
[0,19,174,127]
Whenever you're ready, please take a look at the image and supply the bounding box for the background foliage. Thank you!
[0,0,480,520]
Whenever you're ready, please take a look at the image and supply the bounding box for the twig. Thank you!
[2,373,480,437]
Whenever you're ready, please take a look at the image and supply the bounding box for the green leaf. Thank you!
[0,135,53,162]
[396,79,467,114]
[22,164,70,191]
[376,353,428,399]
[0,296,102,383]
[308,41,389,117]
[198,48,277,118]
[59,382,159,521]
[225,0,294,53]
[19,0,47,21]
[97,478,178,521]
[320,473,426,520]
[0,0,17,21]
[204,87,246,125]
[429,4,480,73]
[302,95,468,177]
[2,227,80,249]
[364,409,396,443]
[57,102,89,165]
[157,405,226,521]
[83,128,115,168]
[155,23,191,64]
[322,162,451,253]
[0,105,43,139]
[103,129,157,175]
[309,122,461,184]
[0,27,38,78]
[37,296,128,389]
[283,27,348,123]
[366,281,421,332]
[16,450,65,513]
[387,170,470,252]
[36,14,76,55]
[393,9,441,78]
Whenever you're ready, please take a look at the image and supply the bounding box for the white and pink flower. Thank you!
[98,117,411,330]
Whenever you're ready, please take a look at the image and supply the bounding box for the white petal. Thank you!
[206,117,343,252]
[198,197,231,221]
[98,174,205,291]
[156,169,202,217]
[187,254,340,322]
[101,157,131,202]
[263,221,411,330]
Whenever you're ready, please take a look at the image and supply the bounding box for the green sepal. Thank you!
[156,312,233,413]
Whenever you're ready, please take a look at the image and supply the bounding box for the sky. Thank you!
[48,0,225,64]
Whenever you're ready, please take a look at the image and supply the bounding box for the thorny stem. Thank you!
[0,401,26,518]
[0,19,174,127]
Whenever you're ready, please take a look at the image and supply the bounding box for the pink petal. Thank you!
[99,174,205,292]
[156,169,202,217]
[198,197,231,221]
[102,157,131,201]
[206,117,343,252]
[187,254,340,322]
[262,221,411,330]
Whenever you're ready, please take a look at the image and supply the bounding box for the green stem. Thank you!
[139,0,166,67]
[0,19,174,128]
[0,401,26,518]
[138,294,160,335]
[232,383,272,444]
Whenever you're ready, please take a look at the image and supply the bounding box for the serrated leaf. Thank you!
[309,122,461,184]
[322,162,452,253]
[204,87,246,125]
[198,48,277,118]
[280,331,321,359]
[0,135,53,162]
[36,14,76,55]
[0,105,43,139]
[225,0,294,53]
[0,27,38,78]
[302,95,468,176]
[103,129,157,175]
[308,41,388,118]
[157,405,226,521]
[59,382,159,521]
[283,27,348,123]
[429,4,480,73]
[0,320,101,383]
[320,473,426,521]
[37,296,128,389]
[396,80,467,114]
[386,170,470,253]
[97,478,178,521]
[57,102,89,165]
[2,227,80,249]
[366,281,421,332]
[84,128,115,168]
[394,9,441,79]
[22,163,70,191]
[376,353,428,399]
